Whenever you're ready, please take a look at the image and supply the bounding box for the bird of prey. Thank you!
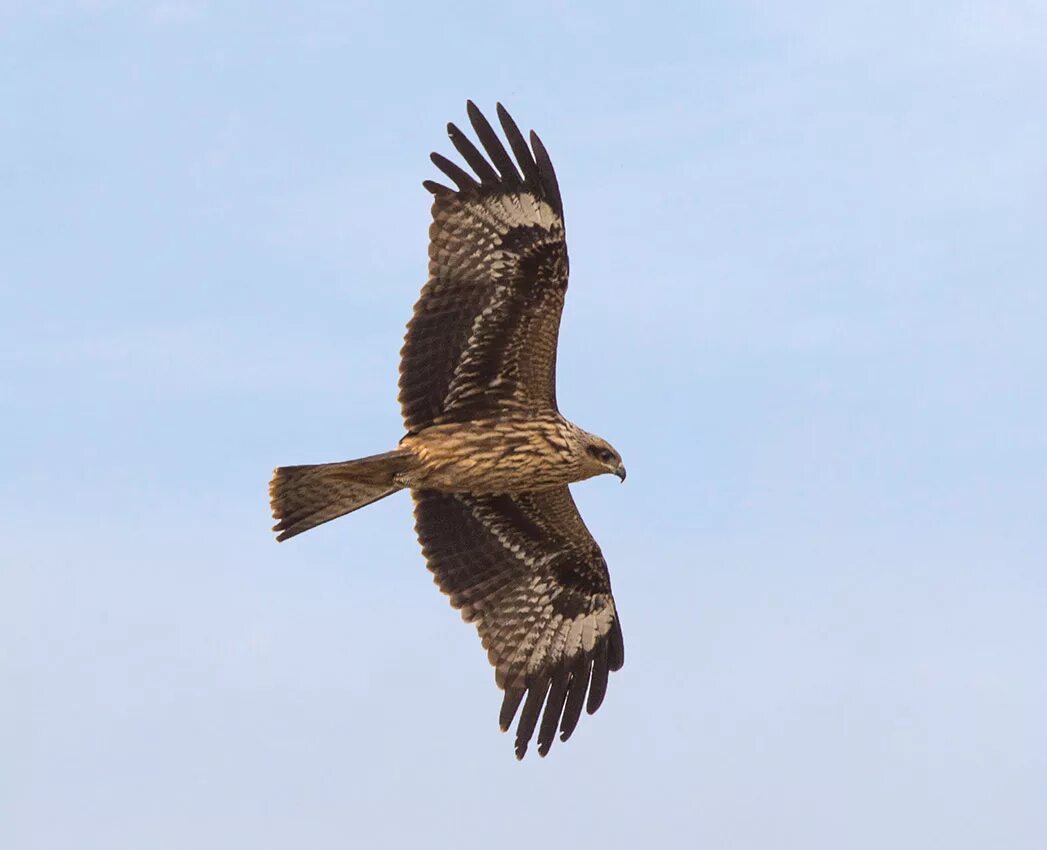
[269,102,626,759]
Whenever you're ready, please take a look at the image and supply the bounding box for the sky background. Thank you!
[3,2,1046,848]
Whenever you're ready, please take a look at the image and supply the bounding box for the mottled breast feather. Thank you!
[399,102,569,433]
[413,485,624,758]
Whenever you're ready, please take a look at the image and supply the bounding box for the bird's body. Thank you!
[397,414,620,493]
[269,102,627,758]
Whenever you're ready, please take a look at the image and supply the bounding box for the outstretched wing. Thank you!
[399,102,569,433]
[413,486,624,758]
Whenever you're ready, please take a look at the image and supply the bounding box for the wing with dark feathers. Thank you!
[399,101,569,433]
[413,486,624,758]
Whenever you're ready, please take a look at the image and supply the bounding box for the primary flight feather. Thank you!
[269,102,626,758]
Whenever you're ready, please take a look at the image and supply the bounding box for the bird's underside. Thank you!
[269,102,625,759]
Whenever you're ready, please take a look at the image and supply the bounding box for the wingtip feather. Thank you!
[422,179,453,196]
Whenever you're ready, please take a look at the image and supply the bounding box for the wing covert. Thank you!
[399,102,569,433]
[413,486,624,758]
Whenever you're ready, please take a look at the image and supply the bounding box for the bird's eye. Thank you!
[599,450,614,463]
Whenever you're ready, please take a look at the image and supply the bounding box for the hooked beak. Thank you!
[614,463,627,482]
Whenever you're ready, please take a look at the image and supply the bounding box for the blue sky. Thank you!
[3,2,1046,848]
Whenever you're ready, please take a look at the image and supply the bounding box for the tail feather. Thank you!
[269,449,413,542]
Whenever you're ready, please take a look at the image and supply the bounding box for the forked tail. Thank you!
[269,449,414,541]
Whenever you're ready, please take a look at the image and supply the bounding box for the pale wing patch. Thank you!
[436,193,559,247]
[482,192,560,233]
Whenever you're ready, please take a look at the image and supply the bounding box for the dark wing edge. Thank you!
[422,100,564,219]
[413,488,624,759]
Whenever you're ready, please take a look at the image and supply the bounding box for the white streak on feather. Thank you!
[581,616,596,655]
[525,612,560,676]
[563,618,583,660]
[462,497,554,571]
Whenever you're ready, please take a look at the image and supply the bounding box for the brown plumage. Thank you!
[269,102,626,759]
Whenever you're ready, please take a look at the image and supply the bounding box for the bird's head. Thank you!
[582,435,626,482]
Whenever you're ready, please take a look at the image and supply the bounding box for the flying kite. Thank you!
[270,102,626,758]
